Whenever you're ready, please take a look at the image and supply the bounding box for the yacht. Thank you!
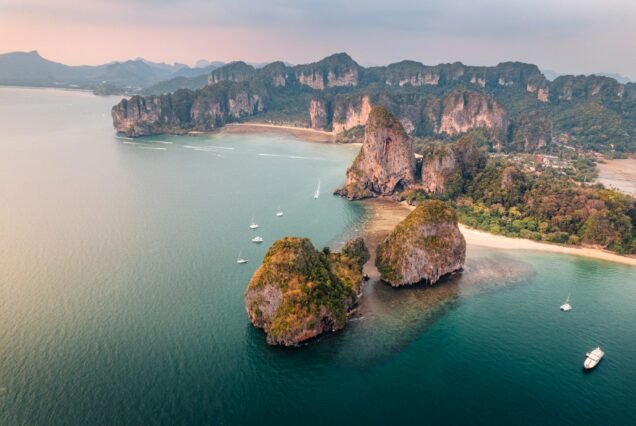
[583,347,605,370]
[276,207,284,217]
[251,236,264,243]
[236,250,248,264]
[314,180,321,199]
[249,215,259,229]
[560,294,572,312]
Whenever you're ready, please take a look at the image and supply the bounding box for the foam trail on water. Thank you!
[139,146,167,151]
[259,153,322,161]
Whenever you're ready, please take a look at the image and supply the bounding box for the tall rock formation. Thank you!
[375,200,466,287]
[438,90,507,137]
[112,83,263,137]
[294,53,359,90]
[417,137,487,197]
[420,145,461,196]
[336,106,416,200]
[511,111,553,152]
[244,237,369,346]
[207,61,256,85]
[331,95,372,133]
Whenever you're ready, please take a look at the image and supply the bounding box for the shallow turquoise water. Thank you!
[1,87,635,425]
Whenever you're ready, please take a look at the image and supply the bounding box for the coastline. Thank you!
[596,158,636,197]
[221,122,336,143]
[360,198,636,267]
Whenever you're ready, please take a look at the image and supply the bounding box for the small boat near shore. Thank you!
[236,250,248,264]
[560,294,572,312]
[276,207,284,217]
[584,347,605,370]
[251,236,264,243]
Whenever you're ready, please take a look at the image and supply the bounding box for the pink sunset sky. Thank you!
[2,0,635,77]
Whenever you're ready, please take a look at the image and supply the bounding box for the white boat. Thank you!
[276,207,284,217]
[249,215,259,229]
[314,180,321,199]
[560,294,572,312]
[584,347,605,370]
[236,250,248,264]
[251,236,264,243]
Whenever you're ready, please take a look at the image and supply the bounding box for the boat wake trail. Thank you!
[258,153,323,161]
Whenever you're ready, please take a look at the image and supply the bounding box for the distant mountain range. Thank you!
[0,51,299,95]
[0,51,226,95]
[542,69,632,84]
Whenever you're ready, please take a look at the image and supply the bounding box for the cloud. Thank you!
[1,0,635,76]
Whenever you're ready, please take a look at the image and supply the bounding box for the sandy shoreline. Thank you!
[596,158,636,197]
[360,199,636,267]
[221,122,336,143]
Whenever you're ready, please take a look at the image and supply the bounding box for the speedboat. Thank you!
[560,294,572,312]
[583,347,605,370]
[251,236,264,243]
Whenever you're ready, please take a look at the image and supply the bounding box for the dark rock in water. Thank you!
[376,200,466,287]
[336,106,416,200]
[244,237,368,346]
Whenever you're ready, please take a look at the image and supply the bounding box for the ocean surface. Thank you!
[1,87,636,425]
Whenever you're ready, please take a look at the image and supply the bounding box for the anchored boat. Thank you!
[236,250,248,264]
[249,215,259,229]
[583,347,605,370]
[251,236,264,243]
[560,294,572,312]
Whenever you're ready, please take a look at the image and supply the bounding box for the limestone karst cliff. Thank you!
[336,106,416,199]
[109,52,636,153]
[511,111,553,152]
[375,200,466,287]
[244,237,369,346]
[112,83,264,136]
[438,90,507,137]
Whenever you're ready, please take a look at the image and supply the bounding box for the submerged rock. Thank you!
[244,237,369,346]
[375,200,466,287]
[336,106,416,200]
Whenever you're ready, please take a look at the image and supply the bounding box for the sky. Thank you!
[1,0,635,77]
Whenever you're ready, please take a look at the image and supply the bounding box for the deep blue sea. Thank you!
[1,87,635,425]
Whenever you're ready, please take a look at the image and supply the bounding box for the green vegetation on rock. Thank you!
[244,237,369,346]
[376,200,466,287]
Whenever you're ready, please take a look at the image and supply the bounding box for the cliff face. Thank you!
[294,53,359,90]
[511,111,553,152]
[244,237,368,346]
[109,53,636,152]
[416,137,486,197]
[309,98,329,129]
[551,75,625,102]
[331,95,372,133]
[336,106,416,199]
[438,90,507,136]
[112,83,263,136]
[420,145,461,195]
[375,200,466,287]
[208,61,256,85]
[111,90,196,137]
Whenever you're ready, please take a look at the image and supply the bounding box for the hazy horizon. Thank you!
[2,0,635,78]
